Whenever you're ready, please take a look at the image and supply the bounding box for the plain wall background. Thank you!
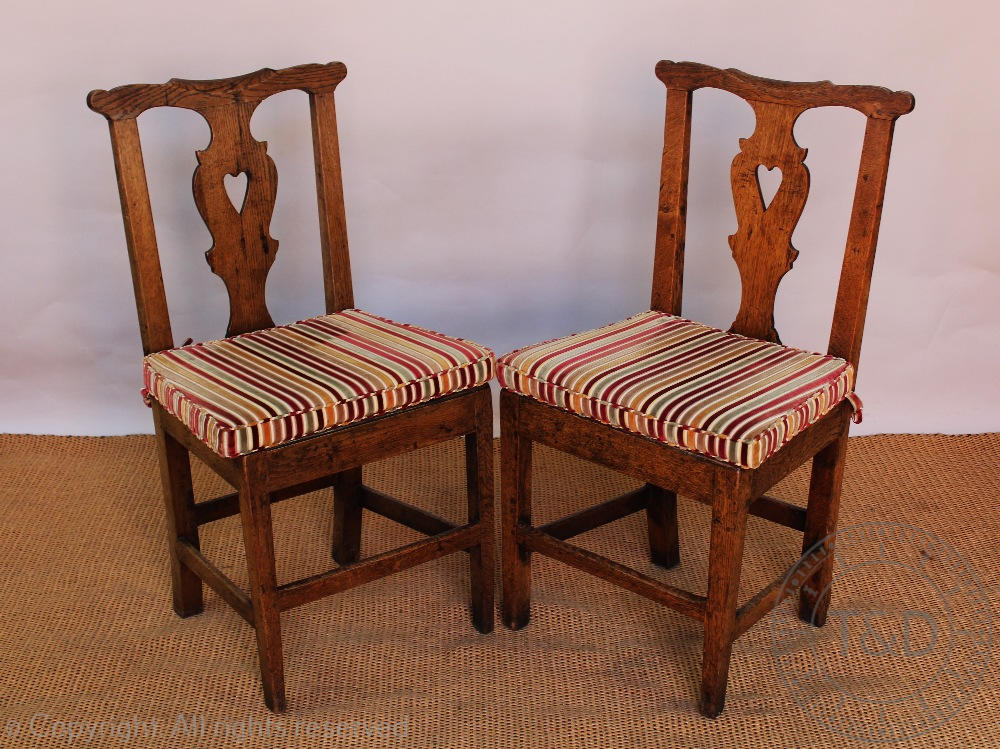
[1,0,997,436]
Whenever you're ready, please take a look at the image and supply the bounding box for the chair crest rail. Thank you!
[655,60,914,119]
[87,63,347,120]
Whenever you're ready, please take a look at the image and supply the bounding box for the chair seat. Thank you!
[143,309,495,458]
[497,311,860,469]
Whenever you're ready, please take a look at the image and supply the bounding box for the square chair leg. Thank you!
[238,460,286,712]
[699,484,749,718]
[500,391,532,630]
[646,484,681,568]
[331,467,363,565]
[465,389,495,633]
[153,411,204,619]
[798,434,849,627]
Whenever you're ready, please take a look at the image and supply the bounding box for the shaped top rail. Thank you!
[87,62,348,121]
[655,60,914,119]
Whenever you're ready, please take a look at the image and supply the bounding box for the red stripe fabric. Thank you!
[497,311,861,469]
[143,309,494,458]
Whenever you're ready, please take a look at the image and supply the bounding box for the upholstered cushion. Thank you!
[497,311,860,469]
[143,309,494,458]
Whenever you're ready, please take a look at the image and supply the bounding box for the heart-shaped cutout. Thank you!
[757,164,782,208]
[224,171,249,213]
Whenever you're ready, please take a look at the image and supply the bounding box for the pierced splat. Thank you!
[86,62,349,351]
[224,171,249,212]
[756,164,781,208]
[651,61,913,359]
[193,101,279,336]
[727,101,809,343]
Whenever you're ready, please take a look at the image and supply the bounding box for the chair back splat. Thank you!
[650,61,914,366]
[87,63,352,351]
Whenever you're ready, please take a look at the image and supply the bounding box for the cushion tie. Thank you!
[846,392,863,424]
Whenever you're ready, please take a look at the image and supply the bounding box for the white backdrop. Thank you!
[2,0,997,436]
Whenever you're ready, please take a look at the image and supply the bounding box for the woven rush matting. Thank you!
[0,433,997,747]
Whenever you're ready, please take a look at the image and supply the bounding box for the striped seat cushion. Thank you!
[497,311,860,469]
[143,309,494,458]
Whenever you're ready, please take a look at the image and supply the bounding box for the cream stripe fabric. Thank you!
[143,309,494,457]
[497,311,858,469]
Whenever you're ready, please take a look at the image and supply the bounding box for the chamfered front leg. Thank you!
[500,391,532,630]
[238,458,286,712]
[798,433,849,627]
[465,387,495,633]
[331,466,363,565]
[152,408,203,618]
[700,479,749,718]
[646,483,680,568]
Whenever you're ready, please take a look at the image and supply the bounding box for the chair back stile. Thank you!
[87,63,352,353]
[650,61,914,370]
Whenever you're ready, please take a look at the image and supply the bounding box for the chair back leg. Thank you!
[331,467,364,565]
[645,484,681,568]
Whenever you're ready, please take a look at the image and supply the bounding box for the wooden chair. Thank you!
[87,63,495,712]
[498,61,913,717]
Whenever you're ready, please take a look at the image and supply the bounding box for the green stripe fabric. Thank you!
[143,309,494,457]
[497,311,859,469]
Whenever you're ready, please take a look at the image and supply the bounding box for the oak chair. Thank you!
[498,61,913,717]
[88,63,495,712]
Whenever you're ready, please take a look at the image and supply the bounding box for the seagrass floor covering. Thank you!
[0,432,996,747]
